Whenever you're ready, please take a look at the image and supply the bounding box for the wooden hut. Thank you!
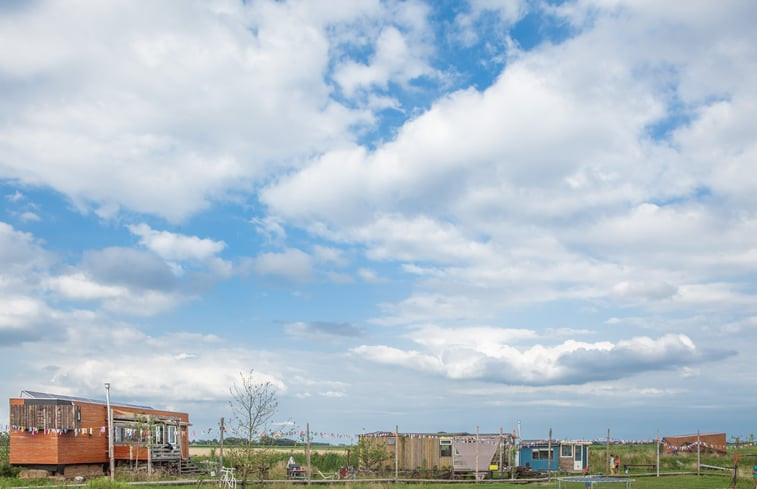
[662,432,727,454]
[9,390,190,476]
[358,431,514,477]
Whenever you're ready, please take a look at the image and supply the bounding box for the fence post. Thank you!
[394,425,399,483]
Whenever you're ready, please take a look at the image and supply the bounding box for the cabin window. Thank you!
[560,445,573,458]
[532,448,552,460]
[440,439,452,457]
[168,425,177,445]
[114,426,147,443]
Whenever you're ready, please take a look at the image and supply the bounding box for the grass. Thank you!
[0,474,750,489]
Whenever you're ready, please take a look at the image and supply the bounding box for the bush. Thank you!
[0,432,10,477]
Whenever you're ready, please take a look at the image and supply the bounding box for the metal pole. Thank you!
[105,383,114,481]
[656,428,660,477]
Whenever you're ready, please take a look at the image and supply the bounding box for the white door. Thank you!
[573,445,583,471]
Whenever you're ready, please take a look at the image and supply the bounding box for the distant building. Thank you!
[9,390,190,476]
[518,441,590,473]
[662,432,727,454]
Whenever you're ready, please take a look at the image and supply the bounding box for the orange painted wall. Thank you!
[58,401,108,464]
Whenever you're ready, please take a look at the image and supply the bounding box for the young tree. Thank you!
[228,370,279,484]
[356,436,391,473]
[0,431,11,476]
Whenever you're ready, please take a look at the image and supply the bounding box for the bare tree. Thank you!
[228,370,279,483]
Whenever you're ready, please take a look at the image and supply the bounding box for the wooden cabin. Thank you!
[517,441,590,473]
[358,431,515,477]
[9,390,190,476]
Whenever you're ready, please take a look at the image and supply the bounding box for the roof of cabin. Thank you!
[20,390,153,410]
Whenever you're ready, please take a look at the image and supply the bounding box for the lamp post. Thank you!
[105,383,114,480]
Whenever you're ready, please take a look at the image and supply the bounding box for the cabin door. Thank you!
[573,445,583,471]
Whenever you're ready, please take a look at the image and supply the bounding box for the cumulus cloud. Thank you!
[352,330,729,386]
[0,296,62,345]
[128,223,226,262]
[260,0,757,325]
[0,221,52,275]
[0,1,375,222]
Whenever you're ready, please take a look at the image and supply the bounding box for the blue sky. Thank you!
[2,0,757,444]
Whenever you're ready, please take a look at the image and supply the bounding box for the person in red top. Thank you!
[615,455,621,473]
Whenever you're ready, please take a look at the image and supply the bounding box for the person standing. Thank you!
[609,455,615,475]
[615,455,621,474]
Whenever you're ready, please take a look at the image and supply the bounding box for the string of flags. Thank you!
[191,426,356,441]
[8,424,116,436]
[5,425,155,437]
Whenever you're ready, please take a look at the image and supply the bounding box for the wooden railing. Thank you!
[150,444,181,460]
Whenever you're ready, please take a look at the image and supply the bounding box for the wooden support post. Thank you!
[475,426,480,482]
[306,422,311,485]
[548,428,552,481]
[148,416,153,476]
[697,430,701,476]
[219,417,224,473]
[499,427,504,478]
[177,420,182,476]
[606,428,610,475]
[395,425,399,483]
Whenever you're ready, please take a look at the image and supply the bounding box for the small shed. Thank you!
[662,433,727,454]
[518,441,590,473]
[358,431,514,475]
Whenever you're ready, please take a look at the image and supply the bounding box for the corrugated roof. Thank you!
[20,390,153,410]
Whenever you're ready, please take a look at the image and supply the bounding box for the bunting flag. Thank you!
[190,426,357,442]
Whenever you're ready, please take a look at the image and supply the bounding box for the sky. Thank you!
[1,0,757,444]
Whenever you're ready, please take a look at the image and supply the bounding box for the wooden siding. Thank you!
[396,435,449,470]
[362,435,448,470]
[58,401,109,465]
[10,397,190,466]
[10,403,80,430]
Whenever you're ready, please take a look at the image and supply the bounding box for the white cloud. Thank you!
[352,330,722,386]
[0,0,376,222]
[45,273,127,300]
[128,223,226,261]
[19,211,41,222]
[252,248,314,283]
[334,25,435,97]
[312,245,348,266]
